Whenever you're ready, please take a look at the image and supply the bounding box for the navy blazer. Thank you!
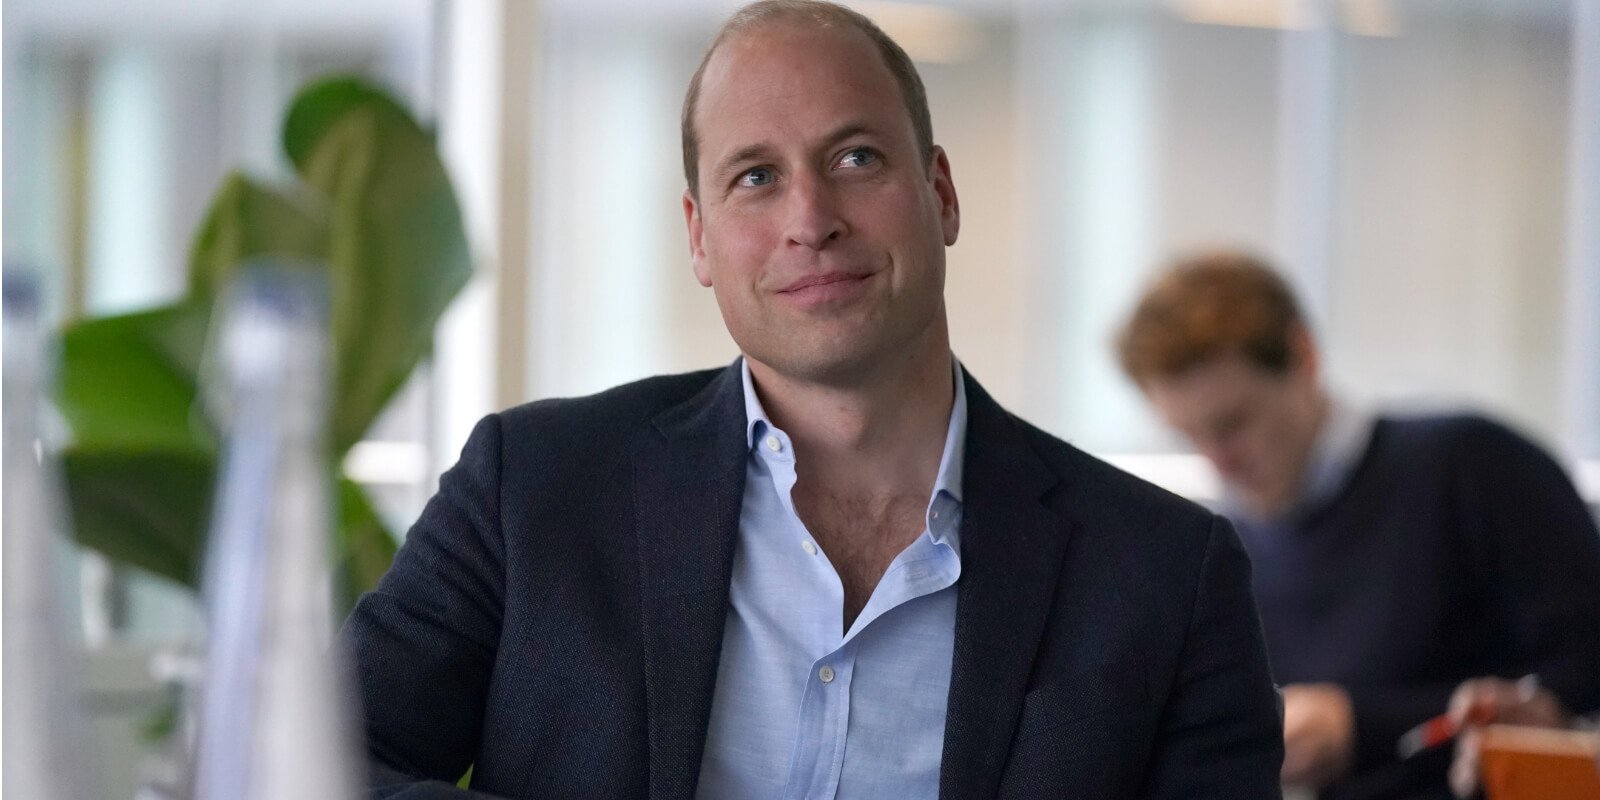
[341,363,1284,799]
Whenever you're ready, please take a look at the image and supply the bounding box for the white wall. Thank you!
[517,3,1585,464]
[1329,12,1571,445]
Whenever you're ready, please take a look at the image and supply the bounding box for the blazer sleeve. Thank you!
[337,414,513,798]
[1140,515,1285,799]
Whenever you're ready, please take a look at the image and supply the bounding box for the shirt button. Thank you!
[765,435,782,452]
[818,665,835,683]
[931,510,940,520]
[802,540,817,556]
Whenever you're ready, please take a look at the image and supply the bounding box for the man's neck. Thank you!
[746,341,955,500]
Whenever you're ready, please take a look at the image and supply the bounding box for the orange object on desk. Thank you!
[1480,724,1600,800]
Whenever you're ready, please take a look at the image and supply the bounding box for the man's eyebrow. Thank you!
[820,122,875,148]
[710,122,885,181]
[714,144,775,180]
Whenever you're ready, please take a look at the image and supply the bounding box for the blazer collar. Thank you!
[633,362,748,800]
[939,371,1073,800]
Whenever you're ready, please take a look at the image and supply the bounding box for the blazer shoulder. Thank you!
[495,366,727,445]
[461,366,734,489]
[1009,414,1219,541]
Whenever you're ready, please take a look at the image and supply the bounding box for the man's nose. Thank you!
[783,171,847,250]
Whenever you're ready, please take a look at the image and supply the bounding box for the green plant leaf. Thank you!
[61,448,401,603]
[282,77,413,175]
[288,78,472,453]
[188,172,330,299]
[57,303,216,453]
[53,76,465,613]
[61,447,216,587]
[333,477,399,618]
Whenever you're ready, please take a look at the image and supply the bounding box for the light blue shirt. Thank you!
[694,358,968,800]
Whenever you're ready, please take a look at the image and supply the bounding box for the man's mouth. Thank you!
[779,272,870,293]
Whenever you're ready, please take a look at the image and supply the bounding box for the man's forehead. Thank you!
[711,17,870,65]
[1154,357,1273,403]
[704,23,876,92]
[694,21,900,136]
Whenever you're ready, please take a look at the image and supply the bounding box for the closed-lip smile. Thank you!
[779,272,869,293]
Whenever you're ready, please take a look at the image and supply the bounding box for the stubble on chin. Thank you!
[744,307,946,390]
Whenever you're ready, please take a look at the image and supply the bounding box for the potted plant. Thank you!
[54,76,473,615]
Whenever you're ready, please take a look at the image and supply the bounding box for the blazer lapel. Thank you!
[633,364,749,800]
[940,374,1074,800]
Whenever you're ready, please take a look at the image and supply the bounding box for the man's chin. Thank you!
[739,310,944,389]
[744,340,882,388]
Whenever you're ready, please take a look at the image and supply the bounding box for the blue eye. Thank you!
[739,167,774,187]
[838,148,878,168]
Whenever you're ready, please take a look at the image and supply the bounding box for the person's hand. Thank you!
[1281,682,1356,788]
[1446,676,1571,798]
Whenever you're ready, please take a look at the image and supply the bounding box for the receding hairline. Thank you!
[681,1,936,198]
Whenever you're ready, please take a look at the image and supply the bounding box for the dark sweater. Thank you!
[1234,415,1600,800]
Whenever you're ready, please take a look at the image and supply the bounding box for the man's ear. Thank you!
[930,145,960,247]
[684,189,712,287]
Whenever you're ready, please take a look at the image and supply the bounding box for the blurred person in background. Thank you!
[1116,250,1600,800]
[338,4,1284,799]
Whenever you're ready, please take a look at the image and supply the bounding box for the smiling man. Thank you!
[341,3,1282,798]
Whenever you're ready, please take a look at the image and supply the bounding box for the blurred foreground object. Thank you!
[53,76,473,614]
[191,268,360,800]
[3,272,97,800]
[1478,726,1600,800]
[1447,676,1599,798]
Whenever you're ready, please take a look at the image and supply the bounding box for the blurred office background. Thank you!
[5,0,1598,795]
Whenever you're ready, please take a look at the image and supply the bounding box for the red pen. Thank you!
[1397,676,1538,759]
[1397,706,1492,759]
